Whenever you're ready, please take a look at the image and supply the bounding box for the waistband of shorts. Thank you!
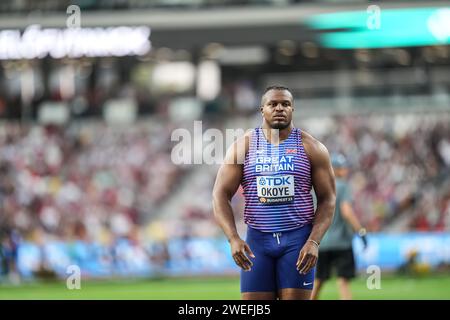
[247,223,312,238]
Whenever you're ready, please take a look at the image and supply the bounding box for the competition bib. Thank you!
[256,175,294,205]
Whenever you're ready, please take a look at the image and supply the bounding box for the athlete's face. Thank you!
[260,90,294,130]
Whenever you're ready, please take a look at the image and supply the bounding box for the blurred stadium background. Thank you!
[0,0,450,299]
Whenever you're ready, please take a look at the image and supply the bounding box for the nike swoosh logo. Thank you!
[303,282,313,286]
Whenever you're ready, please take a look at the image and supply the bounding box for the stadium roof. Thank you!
[0,1,448,49]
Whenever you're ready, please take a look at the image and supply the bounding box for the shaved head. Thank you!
[261,86,293,106]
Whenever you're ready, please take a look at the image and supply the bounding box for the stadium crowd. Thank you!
[1,107,449,281]
[0,119,187,280]
[301,112,450,232]
[170,111,450,240]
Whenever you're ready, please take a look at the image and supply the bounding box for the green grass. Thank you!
[1,274,450,300]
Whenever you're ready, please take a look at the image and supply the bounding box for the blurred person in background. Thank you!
[213,86,336,300]
[0,228,21,284]
[311,153,368,300]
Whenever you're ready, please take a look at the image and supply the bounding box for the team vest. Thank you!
[242,127,315,232]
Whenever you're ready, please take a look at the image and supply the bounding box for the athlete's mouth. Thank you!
[273,115,286,120]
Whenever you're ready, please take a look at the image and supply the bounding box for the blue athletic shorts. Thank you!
[241,224,315,292]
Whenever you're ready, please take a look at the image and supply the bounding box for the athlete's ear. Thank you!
[260,105,264,115]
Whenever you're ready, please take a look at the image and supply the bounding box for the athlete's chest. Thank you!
[246,144,301,174]
[253,152,296,173]
[249,151,298,205]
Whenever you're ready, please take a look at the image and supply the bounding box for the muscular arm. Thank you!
[212,132,255,271]
[297,131,336,274]
[212,149,243,242]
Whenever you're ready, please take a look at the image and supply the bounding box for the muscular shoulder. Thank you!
[301,130,330,167]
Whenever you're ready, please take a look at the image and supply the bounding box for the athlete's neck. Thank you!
[261,122,294,145]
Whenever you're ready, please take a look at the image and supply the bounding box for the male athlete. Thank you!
[212,86,336,300]
[311,154,368,300]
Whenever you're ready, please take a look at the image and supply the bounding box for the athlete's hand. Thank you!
[229,237,255,272]
[297,240,319,275]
